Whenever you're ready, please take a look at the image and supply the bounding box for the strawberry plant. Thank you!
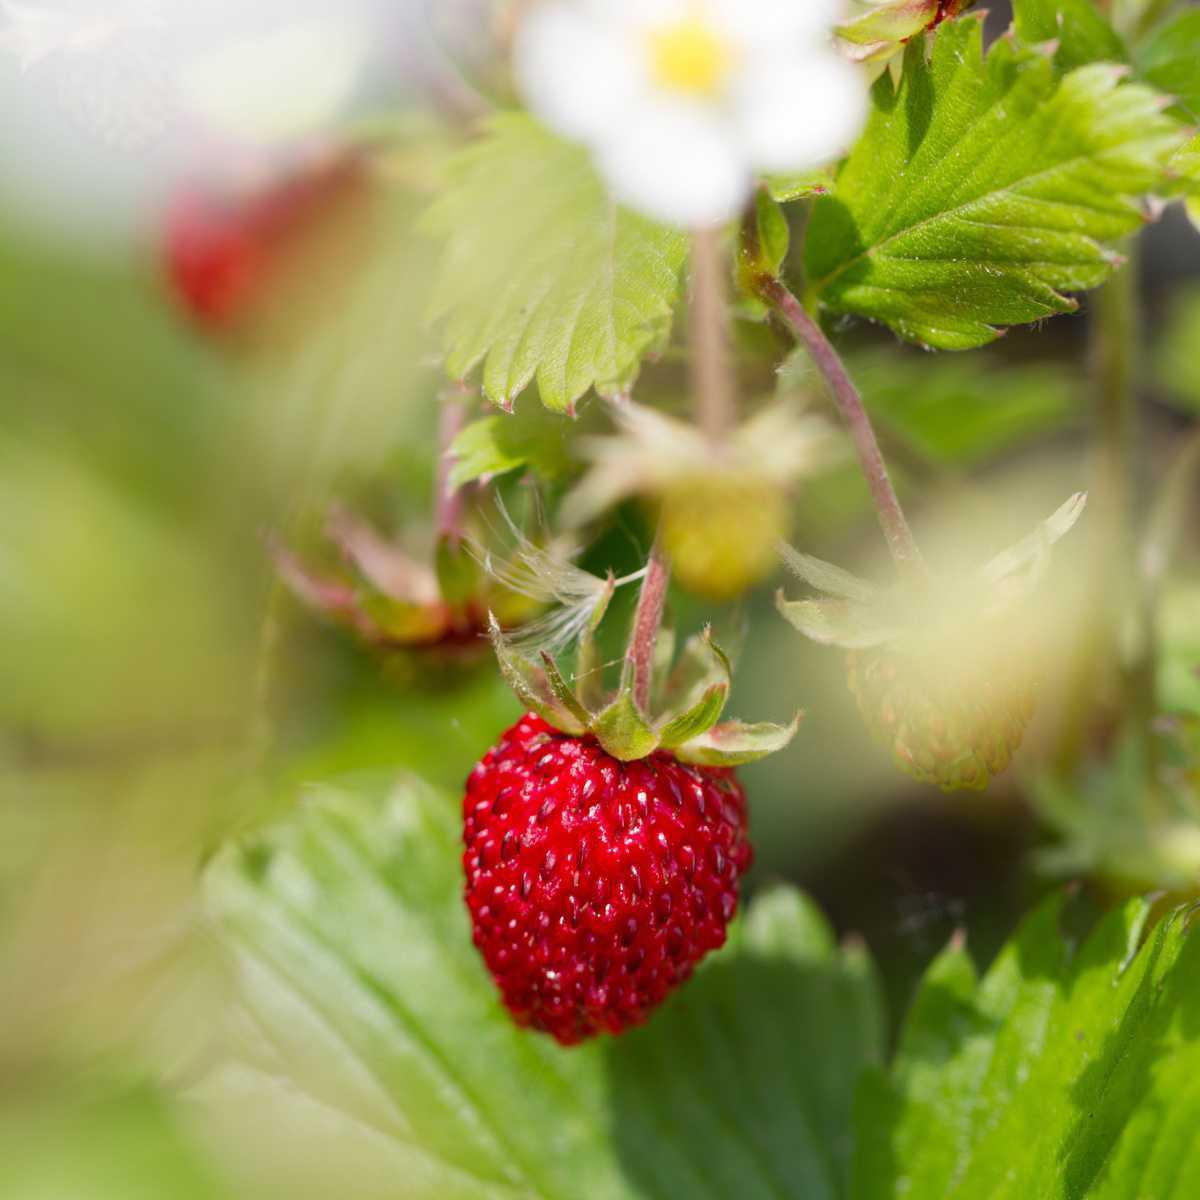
[3,0,1200,1196]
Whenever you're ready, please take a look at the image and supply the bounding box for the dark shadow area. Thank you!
[802,797,1038,1039]
[902,41,935,159]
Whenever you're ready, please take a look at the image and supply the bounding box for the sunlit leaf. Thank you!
[1136,9,1200,120]
[203,775,883,1200]
[806,16,1182,349]
[852,895,1200,1199]
[1012,0,1127,71]
[424,114,687,413]
[448,409,575,489]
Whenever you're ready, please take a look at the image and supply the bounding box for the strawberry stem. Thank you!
[690,226,737,443]
[625,538,671,712]
[1091,248,1160,782]
[757,276,925,578]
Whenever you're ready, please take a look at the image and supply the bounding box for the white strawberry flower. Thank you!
[514,0,868,226]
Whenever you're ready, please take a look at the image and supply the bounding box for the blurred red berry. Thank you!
[463,713,752,1045]
[163,152,368,331]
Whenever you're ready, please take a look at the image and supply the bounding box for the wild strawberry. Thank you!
[465,544,798,1041]
[163,148,369,333]
[777,494,1085,792]
[463,713,751,1044]
[562,399,839,602]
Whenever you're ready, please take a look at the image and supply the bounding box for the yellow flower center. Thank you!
[646,17,731,97]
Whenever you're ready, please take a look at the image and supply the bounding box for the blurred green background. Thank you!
[3,84,1200,1200]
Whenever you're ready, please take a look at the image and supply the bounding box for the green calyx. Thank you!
[488,612,800,768]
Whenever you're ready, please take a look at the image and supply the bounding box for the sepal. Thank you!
[657,684,729,749]
[489,616,587,735]
[592,688,660,762]
[777,493,1088,651]
[836,0,940,63]
[980,491,1087,600]
[775,592,899,649]
[539,650,593,729]
[484,539,794,766]
[676,714,803,767]
[661,628,731,712]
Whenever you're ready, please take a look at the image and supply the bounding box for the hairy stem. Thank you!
[1092,249,1156,740]
[437,388,470,544]
[758,276,924,576]
[690,227,737,442]
[626,538,671,712]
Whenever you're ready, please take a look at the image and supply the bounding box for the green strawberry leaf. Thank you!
[1012,0,1127,71]
[805,15,1183,349]
[448,409,576,489]
[766,166,836,203]
[840,347,1079,467]
[202,774,884,1200]
[1175,134,1200,230]
[424,114,688,414]
[852,893,1200,1199]
[1136,8,1200,120]
[778,343,1080,467]
[1174,132,1200,193]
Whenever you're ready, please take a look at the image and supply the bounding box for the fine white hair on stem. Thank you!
[468,498,645,655]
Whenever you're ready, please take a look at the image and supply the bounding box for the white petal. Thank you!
[735,51,867,172]
[594,100,750,226]
[514,4,642,143]
[708,0,845,47]
[583,0,690,29]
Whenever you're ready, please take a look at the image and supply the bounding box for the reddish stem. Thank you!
[626,539,671,712]
[758,276,924,576]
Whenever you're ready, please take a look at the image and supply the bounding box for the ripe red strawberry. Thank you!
[462,543,796,1041]
[463,713,751,1045]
